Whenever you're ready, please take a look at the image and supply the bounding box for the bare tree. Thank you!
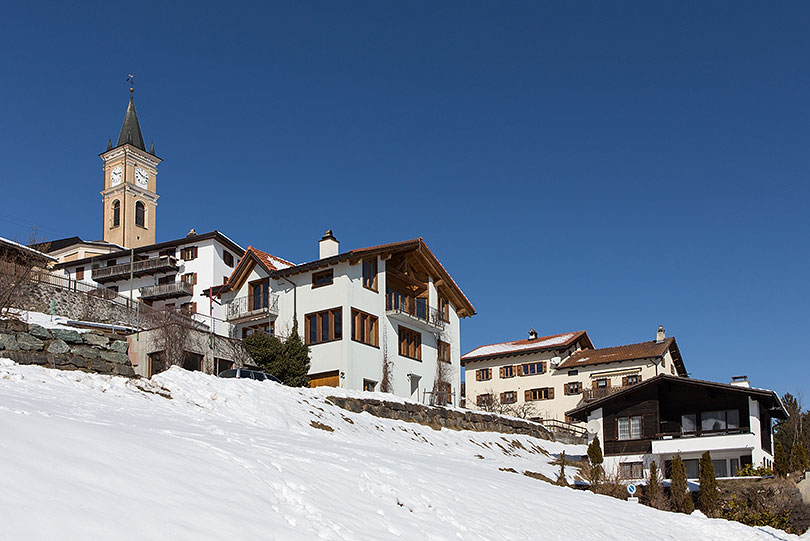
[0,231,46,319]
[150,308,202,371]
[431,358,454,406]
[474,390,537,419]
[380,325,393,393]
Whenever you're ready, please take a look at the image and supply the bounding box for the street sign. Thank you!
[627,483,636,496]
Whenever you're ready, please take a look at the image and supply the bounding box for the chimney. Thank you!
[319,229,339,259]
[730,375,750,388]
[656,325,666,343]
[528,328,538,340]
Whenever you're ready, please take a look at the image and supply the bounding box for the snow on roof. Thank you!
[463,332,582,360]
[0,236,57,261]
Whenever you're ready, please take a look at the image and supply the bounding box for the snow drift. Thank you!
[0,360,802,540]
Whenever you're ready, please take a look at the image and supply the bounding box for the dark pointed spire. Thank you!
[116,86,146,151]
[107,139,113,150]
[149,141,155,155]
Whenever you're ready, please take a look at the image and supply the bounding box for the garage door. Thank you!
[308,370,340,388]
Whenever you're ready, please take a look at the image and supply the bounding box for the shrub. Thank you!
[774,443,790,477]
[721,495,792,532]
[671,454,694,514]
[244,331,310,387]
[790,442,809,473]
[735,463,774,477]
[585,437,604,487]
[645,461,671,511]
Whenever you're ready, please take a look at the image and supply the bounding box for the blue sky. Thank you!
[1,2,808,395]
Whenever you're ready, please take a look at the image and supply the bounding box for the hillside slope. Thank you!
[0,360,802,540]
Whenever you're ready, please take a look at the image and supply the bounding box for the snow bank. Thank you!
[0,361,801,540]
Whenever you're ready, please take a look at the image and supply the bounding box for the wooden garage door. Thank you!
[308,370,339,388]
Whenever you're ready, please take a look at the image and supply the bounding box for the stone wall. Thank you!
[14,281,142,327]
[0,318,135,377]
[325,395,584,443]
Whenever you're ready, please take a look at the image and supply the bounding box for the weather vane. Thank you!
[126,74,135,94]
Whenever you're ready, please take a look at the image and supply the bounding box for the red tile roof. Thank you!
[224,246,294,288]
[462,331,591,363]
[557,338,675,370]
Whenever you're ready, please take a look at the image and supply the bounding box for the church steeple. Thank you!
[116,87,146,151]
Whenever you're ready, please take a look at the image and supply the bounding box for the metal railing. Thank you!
[139,281,194,300]
[537,418,590,439]
[386,296,446,330]
[92,255,178,283]
[226,294,279,321]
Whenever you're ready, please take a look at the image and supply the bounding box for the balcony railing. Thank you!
[139,281,194,301]
[385,296,445,330]
[92,256,178,283]
[582,381,644,402]
[226,294,279,322]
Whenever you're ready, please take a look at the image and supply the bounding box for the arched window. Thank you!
[135,201,146,227]
[112,200,120,227]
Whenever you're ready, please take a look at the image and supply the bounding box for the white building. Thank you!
[53,229,244,337]
[566,375,788,480]
[217,231,476,403]
[462,327,687,422]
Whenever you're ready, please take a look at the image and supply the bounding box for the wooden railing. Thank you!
[92,256,178,283]
[139,281,193,300]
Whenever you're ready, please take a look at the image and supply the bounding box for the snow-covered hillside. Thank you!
[0,360,803,540]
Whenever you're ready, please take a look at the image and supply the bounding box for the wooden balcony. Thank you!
[92,256,178,283]
[139,281,193,301]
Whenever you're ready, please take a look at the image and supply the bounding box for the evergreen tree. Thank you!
[790,441,809,473]
[671,455,694,514]
[698,451,719,515]
[586,436,604,486]
[645,461,670,510]
[774,442,790,477]
[557,451,569,487]
[243,331,311,387]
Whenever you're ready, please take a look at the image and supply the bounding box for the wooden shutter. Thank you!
[499,367,505,378]
[548,387,555,400]
[524,389,532,402]
[540,362,546,374]
[606,379,611,388]
[517,364,524,376]
[593,380,599,389]
[193,273,198,285]
[476,369,482,382]
[191,302,197,313]
[622,376,629,387]
[500,392,506,403]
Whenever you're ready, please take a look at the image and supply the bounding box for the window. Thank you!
[351,308,379,347]
[438,296,450,322]
[525,387,554,401]
[436,381,452,405]
[700,409,740,432]
[158,275,174,285]
[500,365,515,378]
[712,459,728,478]
[215,358,233,374]
[619,462,644,479]
[623,374,641,386]
[242,322,273,339]
[476,394,493,407]
[595,378,609,389]
[135,201,146,227]
[684,459,700,479]
[475,368,492,381]
[305,308,342,345]
[398,326,421,360]
[182,273,197,287]
[520,362,546,376]
[107,259,117,267]
[159,248,175,258]
[568,370,578,376]
[312,269,334,288]
[437,340,451,363]
[76,267,84,280]
[565,381,582,395]
[618,416,643,440]
[223,251,234,267]
[180,302,196,316]
[107,285,119,294]
[501,391,517,404]
[112,200,120,227]
[249,280,269,310]
[181,246,198,261]
[182,352,203,372]
[363,379,377,392]
[362,258,377,291]
[681,414,697,433]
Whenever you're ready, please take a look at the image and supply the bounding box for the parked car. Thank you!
[218,368,281,383]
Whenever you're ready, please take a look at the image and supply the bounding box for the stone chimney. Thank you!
[528,328,538,340]
[319,229,339,260]
[730,376,750,388]
[656,325,666,343]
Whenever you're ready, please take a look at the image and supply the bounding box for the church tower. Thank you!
[100,84,161,249]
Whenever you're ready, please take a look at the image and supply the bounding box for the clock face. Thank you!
[110,165,122,186]
[135,167,149,188]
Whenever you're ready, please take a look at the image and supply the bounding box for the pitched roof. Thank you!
[557,337,682,371]
[566,374,789,421]
[32,236,121,254]
[0,236,57,262]
[116,92,146,151]
[220,246,295,293]
[462,331,591,363]
[273,237,476,318]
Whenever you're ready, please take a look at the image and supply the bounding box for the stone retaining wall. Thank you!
[0,318,135,377]
[15,281,141,327]
[327,395,564,442]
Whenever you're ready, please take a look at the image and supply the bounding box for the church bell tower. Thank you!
[100,83,161,249]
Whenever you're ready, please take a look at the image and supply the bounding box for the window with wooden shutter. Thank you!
[398,326,421,360]
[526,388,553,401]
[437,340,450,363]
[501,391,517,404]
[565,382,582,395]
[500,365,515,378]
[181,246,198,261]
[520,362,546,376]
[475,368,492,381]
[351,308,379,347]
[305,308,343,345]
[362,258,378,291]
[76,267,84,280]
[524,389,532,402]
[476,394,493,407]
